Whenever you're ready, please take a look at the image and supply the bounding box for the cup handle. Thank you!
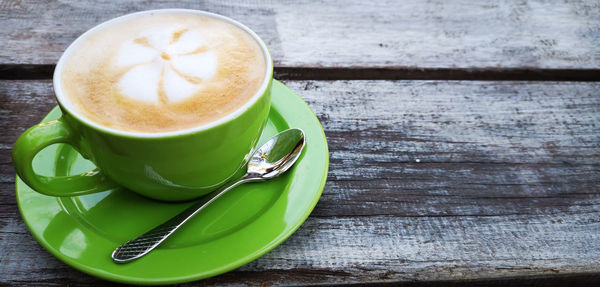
[13,116,119,197]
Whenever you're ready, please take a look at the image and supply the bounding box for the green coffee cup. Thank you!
[12,9,273,201]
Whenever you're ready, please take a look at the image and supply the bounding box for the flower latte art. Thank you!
[61,13,266,132]
[116,27,217,103]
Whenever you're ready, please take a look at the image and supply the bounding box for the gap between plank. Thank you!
[1,65,599,81]
[276,67,600,81]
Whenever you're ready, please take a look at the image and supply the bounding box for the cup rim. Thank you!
[53,9,273,138]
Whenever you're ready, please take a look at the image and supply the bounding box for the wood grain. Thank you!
[2,214,600,286]
[1,79,599,285]
[0,0,599,70]
[290,80,600,218]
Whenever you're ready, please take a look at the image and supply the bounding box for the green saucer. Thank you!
[15,80,329,285]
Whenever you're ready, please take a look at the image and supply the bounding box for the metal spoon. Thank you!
[111,128,306,263]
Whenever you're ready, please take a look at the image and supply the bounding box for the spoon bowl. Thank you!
[247,128,304,180]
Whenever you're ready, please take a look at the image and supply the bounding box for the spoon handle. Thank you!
[111,177,249,263]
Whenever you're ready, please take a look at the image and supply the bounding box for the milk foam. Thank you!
[61,13,266,133]
[116,26,217,103]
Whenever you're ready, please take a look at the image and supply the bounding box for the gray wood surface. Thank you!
[2,0,599,285]
[1,0,599,69]
[1,80,599,285]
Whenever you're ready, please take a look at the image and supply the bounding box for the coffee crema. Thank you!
[61,13,266,133]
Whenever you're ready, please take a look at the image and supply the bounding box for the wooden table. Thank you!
[1,1,599,286]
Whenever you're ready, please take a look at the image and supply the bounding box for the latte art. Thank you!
[61,13,266,133]
[116,27,217,103]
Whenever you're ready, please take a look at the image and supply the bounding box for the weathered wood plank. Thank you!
[1,80,599,218]
[0,0,599,69]
[287,80,600,165]
[1,213,600,286]
[1,79,599,285]
[287,80,600,218]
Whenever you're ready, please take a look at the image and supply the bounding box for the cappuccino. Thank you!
[61,12,266,133]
